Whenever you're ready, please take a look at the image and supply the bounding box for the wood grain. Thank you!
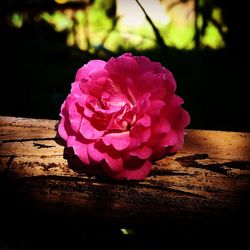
[0,116,250,226]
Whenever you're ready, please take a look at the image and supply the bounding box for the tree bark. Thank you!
[0,116,250,227]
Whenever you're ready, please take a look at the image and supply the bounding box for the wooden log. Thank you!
[0,116,250,229]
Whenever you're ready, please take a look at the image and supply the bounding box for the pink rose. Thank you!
[58,53,190,180]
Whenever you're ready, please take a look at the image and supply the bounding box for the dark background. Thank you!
[1,0,249,132]
[0,0,249,249]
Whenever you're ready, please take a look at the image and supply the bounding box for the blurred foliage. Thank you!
[7,0,226,51]
[41,11,73,32]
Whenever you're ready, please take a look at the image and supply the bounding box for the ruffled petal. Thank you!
[58,99,74,141]
[136,114,151,127]
[129,146,153,159]
[87,142,104,162]
[170,94,184,106]
[105,53,139,77]
[152,117,171,134]
[58,115,70,141]
[178,109,191,129]
[124,160,152,180]
[93,141,124,172]
[68,102,82,133]
[160,130,179,147]
[79,117,104,139]
[134,55,162,73]
[148,100,166,117]
[70,82,82,98]
[75,60,106,81]
[105,156,123,172]
[130,126,151,141]
[102,131,131,151]
[162,68,176,92]
[67,135,90,165]
[136,72,170,99]
[163,105,190,130]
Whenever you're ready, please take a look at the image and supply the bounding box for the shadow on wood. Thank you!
[0,116,250,248]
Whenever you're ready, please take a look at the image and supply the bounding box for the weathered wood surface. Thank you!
[0,116,250,226]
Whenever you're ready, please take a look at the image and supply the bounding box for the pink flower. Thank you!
[58,53,190,180]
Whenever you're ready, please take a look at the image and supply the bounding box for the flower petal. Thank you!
[134,55,162,73]
[160,130,178,147]
[129,146,153,159]
[58,100,74,141]
[87,142,104,162]
[70,82,82,98]
[162,68,176,92]
[75,60,106,81]
[152,117,171,134]
[68,102,82,133]
[105,156,123,172]
[164,104,190,130]
[102,131,131,151]
[130,125,151,141]
[105,53,139,77]
[125,160,152,180]
[79,117,104,139]
[92,141,124,172]
[111,159,152,180]
[67,135,90,165]
[170,94,184,106]
[148,100,165,117]
[136,114,151,127]
[179,109,191,129]
[58,115,70,141]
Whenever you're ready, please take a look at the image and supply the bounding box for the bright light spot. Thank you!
[117,0,170,27]
[212,8,222,23]
[41,11,73,32]
[11,13,23,28]
[202,22,225,48]
[55,0,69,4]
[67,31,75,47]
[120,228,128,235]
[222,25,228,33]
[120,228,134,235]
